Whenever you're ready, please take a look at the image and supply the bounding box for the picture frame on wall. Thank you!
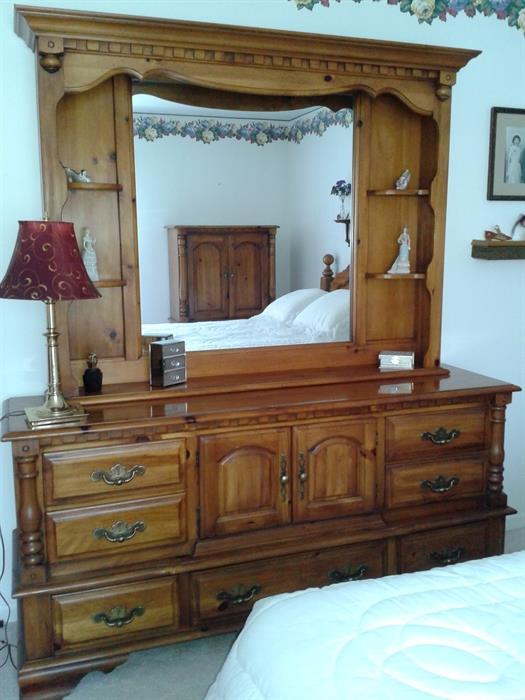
[487,107,525,201]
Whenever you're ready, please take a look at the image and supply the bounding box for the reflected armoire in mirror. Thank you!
[3,7,519,699]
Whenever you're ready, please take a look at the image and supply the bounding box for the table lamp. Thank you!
[0,220,100,428]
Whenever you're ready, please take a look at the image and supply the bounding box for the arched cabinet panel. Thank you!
[199,428,291,536]
[293,420,377,522]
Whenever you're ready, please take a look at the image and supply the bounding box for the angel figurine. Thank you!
[395,169,411,190]
[81,228,99,281]
[388,225,411,274]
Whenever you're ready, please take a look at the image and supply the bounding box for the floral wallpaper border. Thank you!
[292,0,525,33]
[134,108,353,145]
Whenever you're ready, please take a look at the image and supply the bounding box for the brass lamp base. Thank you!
[25,403,88,429]
[24,300,89,429]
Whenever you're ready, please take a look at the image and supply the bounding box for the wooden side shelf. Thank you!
[94,279,127,288]
[366,273,426,280]
[471,240,525,260]
[367,189,430,196]
[68,182,123,191]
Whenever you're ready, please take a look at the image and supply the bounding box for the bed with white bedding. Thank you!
[143,287,350,351]
[205,551,525,700]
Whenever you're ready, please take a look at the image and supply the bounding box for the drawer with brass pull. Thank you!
[52,577,179,650]
[398,520,490,573]
[46,494,187,563]
[385,406,487,462]
[190,540,388,625]
[43,439,186,504]
[386,458,487,508]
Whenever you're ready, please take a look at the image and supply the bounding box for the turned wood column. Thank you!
[177,234,189,322]
[487,394,510,508]
[268,229,276,304]
[14,440,45,575]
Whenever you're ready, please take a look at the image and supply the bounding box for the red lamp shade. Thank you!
[0,220,100,301]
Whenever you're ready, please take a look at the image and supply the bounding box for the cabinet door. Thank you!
[187,234,229,320]
[228,233,269,318]
[200,428,291,537]
[293,420,377,523]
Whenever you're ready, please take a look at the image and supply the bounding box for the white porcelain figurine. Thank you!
[388,225,411,274]
[81,228,99,281]
[395,169,411,190]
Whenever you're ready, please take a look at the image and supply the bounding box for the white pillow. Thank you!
[292,288,350,338]
[261,288,327,323]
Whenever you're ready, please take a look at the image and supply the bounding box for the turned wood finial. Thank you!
[39,52,63,73]
[321,254,335,291]
[436,84,451,101]
[436,70,455,102]
[38,36,64,73]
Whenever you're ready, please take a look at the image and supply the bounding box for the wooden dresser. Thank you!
[2,366,518,699]
[166,226,277,322]
[7,8,519,699]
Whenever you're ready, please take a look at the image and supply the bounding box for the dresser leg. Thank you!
[18,654,129,700]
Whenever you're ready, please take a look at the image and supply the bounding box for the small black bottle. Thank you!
[83,351,103,393]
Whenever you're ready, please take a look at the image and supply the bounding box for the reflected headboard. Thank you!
[320,254,350,292]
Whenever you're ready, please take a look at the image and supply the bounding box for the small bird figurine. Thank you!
[62,164,92,183]
[395,169,411,190]
[484,225,511,241]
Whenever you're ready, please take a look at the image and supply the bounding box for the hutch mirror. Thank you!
[14,5,479,389]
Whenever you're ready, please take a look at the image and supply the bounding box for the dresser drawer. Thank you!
[398,521,490,573]
[190,540,388,625]
[386,458,486,508]
[43,439,186,504]
[46,494,186,563]
[52,577,179,650]
[386,407,487,461]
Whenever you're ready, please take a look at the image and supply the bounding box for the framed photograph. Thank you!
[487,107,525,200]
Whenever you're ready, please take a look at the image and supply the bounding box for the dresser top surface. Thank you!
[2,365,519,443]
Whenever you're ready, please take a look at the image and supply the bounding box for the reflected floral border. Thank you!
[292,0,525,33]
[133,108,353,146]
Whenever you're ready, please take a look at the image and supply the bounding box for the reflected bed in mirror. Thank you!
[142,256,350,352]
[133,96,353,351]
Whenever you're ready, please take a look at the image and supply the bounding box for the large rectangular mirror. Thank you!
[133,95,354,352]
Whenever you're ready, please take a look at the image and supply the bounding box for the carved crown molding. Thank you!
[15,5,479,87]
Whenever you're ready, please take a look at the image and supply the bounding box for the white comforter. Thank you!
[205,551,525,700]
[143,314,339,352]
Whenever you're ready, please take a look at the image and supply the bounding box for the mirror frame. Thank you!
[15,5,478,390]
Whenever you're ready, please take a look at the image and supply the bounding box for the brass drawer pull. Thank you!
[421,427,460,445]
[91,463,145,486]
[298,452,308,500]
[279,455,289,502]
[216,584,262,612]
[328,564,368,584]
[93,520,146,543]
[429,546,465,566]
[421,474,460,493]
[92,604,145,628]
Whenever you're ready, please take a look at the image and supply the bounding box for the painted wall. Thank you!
[287,124,353,289]
[134,113,353,323]
[0,0,524,621]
